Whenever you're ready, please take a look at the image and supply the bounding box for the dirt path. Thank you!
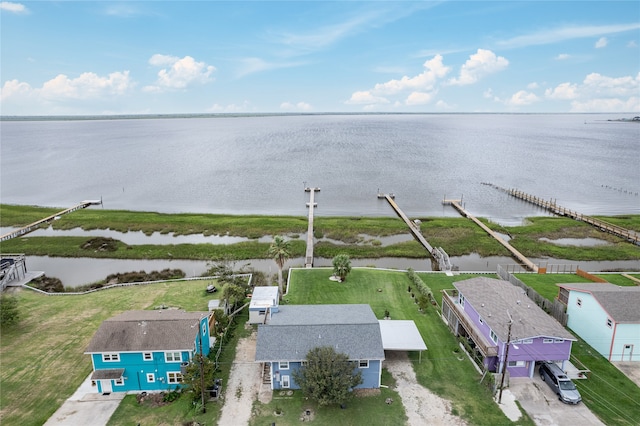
[385,351,467,426]
[217,329,263,426]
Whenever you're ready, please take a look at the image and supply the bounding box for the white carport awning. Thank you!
[379,320,427,355]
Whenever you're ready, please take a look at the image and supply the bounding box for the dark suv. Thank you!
[539,362,581,404]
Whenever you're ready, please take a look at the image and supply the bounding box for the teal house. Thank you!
[85,310,212,393]
[558,283,640,362]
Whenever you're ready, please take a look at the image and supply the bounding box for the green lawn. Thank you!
[278,268,532,426]
[0,280,227,426]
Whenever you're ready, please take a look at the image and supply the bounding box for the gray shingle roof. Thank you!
[454,277,575,342]
[85,310,209,353]
[255,304,385,362]
[557,283,640,323]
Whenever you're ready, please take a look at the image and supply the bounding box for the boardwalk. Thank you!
[487,184,640,246]
[443,199,538,272]
[304,187,320,268]
[0,200,102,242]
[381,194,452,272]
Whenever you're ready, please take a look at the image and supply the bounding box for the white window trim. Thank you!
[359,360,369,369]
[554,339,564,343]
[167,372,183,384]
[114,377,124,386]
[281,375,290,389]
[102,353,120,362]
[143,352,153,361]
[278,361,289,370]
[543,338,554,344]
[147,373,155,383]
[490,330,497,343]
[576,298,582,307]
[507,360,526,367]
[478,316,484,325]
[165,351,182,362]
[606,318,613,328]
[522,339,533,344]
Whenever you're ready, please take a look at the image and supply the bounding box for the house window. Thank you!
[490,330,497,343]
[102,353,120,362]
[301,361,308,367]
[147,373,155,383]
[167,372,183,384]
[543,338,554,344]
[359,360,369,368]
[279,361,289,370]
[522,339,533,344]
[507,360,526,367]
[606,318,613,328]
[576,298,582,307]
[459,294,465,307]
[259,310,266,316]
[114,378,124,386]
[281,375,290,389]
[143,352,153,361]
[478,317,484,325]
[554,339,564,344]
[165,352,182,362]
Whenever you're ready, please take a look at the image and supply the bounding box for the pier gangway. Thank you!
[0,200,103,243]
[304,187,320,268]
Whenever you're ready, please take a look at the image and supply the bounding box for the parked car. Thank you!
[539,362,582,404]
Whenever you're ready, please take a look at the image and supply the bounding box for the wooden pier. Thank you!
[443,199,539,272]
[491,185,640,246]
[381,194,452,271]
[0,199,103,242]
[304,187,320,268]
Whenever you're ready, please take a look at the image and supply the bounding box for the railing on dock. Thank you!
[486,184,640,246]
[0,199,102,242]
[304,187,320,268]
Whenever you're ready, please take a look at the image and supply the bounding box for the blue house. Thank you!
[558,283,640,362]
[85,310,212,393]
[255,304,385,390]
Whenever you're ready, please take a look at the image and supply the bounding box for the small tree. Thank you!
[221,283,246,312]
[332,254,352,282]
[292,346,363,406]
[268,236,291,296]
[183,352,215,410]
[0,295,20,327]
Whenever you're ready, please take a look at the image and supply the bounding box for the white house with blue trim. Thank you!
[255,304,386,390]
[558,283,640,362]
[85,310,212,393]
[248,286,279,324]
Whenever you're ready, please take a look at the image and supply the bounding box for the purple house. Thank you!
[442,277,575,378]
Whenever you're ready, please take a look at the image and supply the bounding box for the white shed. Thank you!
[249,286,279,324]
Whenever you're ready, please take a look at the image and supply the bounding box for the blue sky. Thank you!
[1,1,639,115]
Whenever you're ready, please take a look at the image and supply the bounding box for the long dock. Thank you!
[381,194,452,271]
[443,199,539,272]
[304,187,320,268]
[0,200,102,242]
[488,185,640,246]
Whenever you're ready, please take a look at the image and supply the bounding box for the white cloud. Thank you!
[497,23,640,49]
[39,71,133,100]
[527,82,539,90]
[345,90,390,105]
[628,40,638,48]
[555,53,570,60]
[435,100,455,110]
[235,57,306,78]
[545,82,579,100]
[448,49,508,86]
[0,1,27,13]
[595,37,608,48]
[207,101,252,113]
[280,101,312,111]
[506,90,539,106]
[405,91,434,105]
[0,79,33,100]
[346,54,449,108]
[146,55,215,91]
[545,72,640,112]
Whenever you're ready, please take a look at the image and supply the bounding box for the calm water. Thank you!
[2,114,639,285]
[2,114,639,225]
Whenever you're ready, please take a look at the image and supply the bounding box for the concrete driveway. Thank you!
[44,374,125,426]
[508,376,604,426]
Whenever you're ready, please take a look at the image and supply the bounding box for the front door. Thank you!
[101,379,113,394]
[281,375,290,389]
[622,344,634,361]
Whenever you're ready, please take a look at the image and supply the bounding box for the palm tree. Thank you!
[268,235,291,296]
[332,254,352,282]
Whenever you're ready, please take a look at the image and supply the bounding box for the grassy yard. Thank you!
[277,268,533,426]
[0,280,228,426]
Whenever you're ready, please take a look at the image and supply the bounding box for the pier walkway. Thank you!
[443,199,539,272]
[381,194,452,272]
[488,185,640,246]
[0,200,103,243]
[305,188,320,268]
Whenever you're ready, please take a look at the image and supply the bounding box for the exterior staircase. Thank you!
[262,363,271,385]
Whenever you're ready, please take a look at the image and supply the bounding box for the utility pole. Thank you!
[498,314,513,404]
